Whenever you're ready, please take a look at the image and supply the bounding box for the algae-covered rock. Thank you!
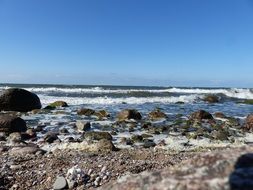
[44,101,68,109]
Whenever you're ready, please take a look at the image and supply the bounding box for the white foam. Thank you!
[166,88,253,99]
[38,94,200,105]
[1,86,252,99]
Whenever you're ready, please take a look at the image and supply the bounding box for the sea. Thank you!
[0,83,253,118]
[1,83,253,149]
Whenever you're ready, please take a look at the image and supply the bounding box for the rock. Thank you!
[77,108,95,116]
[190,110,213,120]
[0,88,41,112]
[240,99,253,105]
[0,115,27,134]
[84,131,112,141]
[44,101,68,109]
[7,132,22,143]
[95,139,117,151]
[244,114,253,130]
[148,109,167,120]
[94,110,110,118]
[117,109,142,121]
[235,153,253,169]
[143,139,156,148]
[214,112,227,118]
[203,94,219,103]
[53,176,68,190]
[75,121,91,131]
[44,132,59,143]
[9,146,44,156]
[230,153,253,190]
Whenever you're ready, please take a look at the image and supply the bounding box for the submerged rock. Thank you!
[0,115,27,134]
[117,109,142,121]
[203,94,219,103]
[190,110,213,120]
[0,88,41,112]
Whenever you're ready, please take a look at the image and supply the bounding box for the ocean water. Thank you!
[0,83,253,118]
[1,83,253,149]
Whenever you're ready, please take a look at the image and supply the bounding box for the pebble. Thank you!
[53,176,68,190]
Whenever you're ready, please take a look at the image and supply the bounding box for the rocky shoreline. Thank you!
[1,88,253,189]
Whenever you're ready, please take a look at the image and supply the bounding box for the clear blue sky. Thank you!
[0,0,253,87]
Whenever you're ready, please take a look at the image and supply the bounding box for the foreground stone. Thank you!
[0,115,27,134]
[53,176,68,190]
[0,88,41,112]
[101,146,253,190]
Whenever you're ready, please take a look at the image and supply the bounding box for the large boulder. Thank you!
[0,88,41,112]
[190,110,213,120]
[117,109,142,121]
[0,115,27,134]
[244,114,253,130]
[77,108,95,116]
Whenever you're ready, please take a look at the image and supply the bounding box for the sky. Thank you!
[0,0,253,87]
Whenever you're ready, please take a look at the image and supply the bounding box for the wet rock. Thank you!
[117,109,142,121]
[0,115,27,134]
[148,109,167,121]
[94,110,110,118]
[84,131,112,141]
[59,128,69,134]
[44,132,59,143]
[75,120,91,131]
[0,88,41,112]
[244,114,253,130]
[143,139,156,148]
[44,101,68,109]
[131,135,143,142]
[214,112,227,118]
[77,108,95,116]
[190,110,213,120]
[53,176,68,190]
[203,94,219,103]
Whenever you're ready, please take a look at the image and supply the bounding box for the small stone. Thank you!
[53,176,68,190]
[101,166,107,173]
